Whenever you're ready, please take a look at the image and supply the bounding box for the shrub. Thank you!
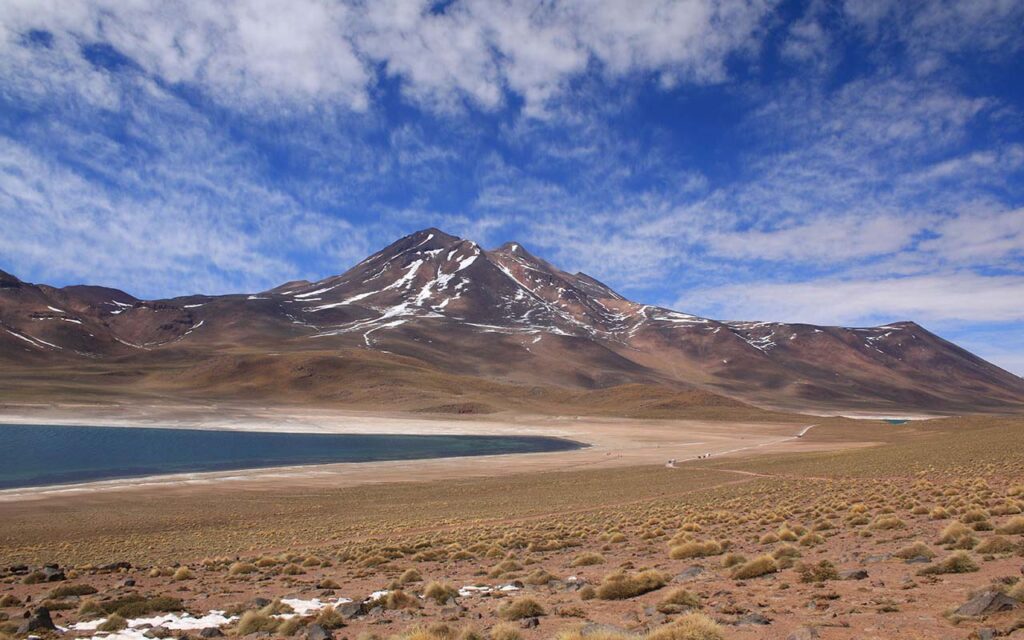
[490,623,522,640]
[524,568,556,585]
[996,516,1024,535]
[894,541,935,560]
[771,544,801,560]
[669,540,722,559]
[797,560,839,583]
[869,516,905,531]
[97,614,127,632]
[975,535,1016,554]
[731,555,778,580]
[798,533,824,546]
[497,597,545,620]
[102,595,184,618]
[578,585,596,600]
[1008,581,1024,602]
[235,610,279,635]
[595,569,667,600]
[399,568,423,584]
[917,551,979,575]
[316,606,346,630]
[48,584,97,598]
[172,567,193,581]
[0,596,21,608]
[569,552,604,567]
[930,506,950,520]
[424,581,459,605]
[720,553,746,568]
[488,560,522,578]
[228,561,257,576]
[938,522,972,544]
[646,613,724,640]
[77,599,104,618]
[657,588,700,614]
[372,590,420,610]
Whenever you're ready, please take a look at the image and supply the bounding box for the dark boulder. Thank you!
[954,590,1018,617]
[17,607,56,633]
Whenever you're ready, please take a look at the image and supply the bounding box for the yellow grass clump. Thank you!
[595,569,667,600]
[731,555,778,580]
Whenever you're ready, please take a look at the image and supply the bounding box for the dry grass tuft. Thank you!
[657,588,700,614]
[995,515,1024,535]
[570,552,605,567]
[669,540,722,559]
[489,622,522,640]
[646,613,724,640]
[596,569,667,600]
[497,597,545,620]
[918,551,979,575]
[97,614,127,632]
[894,541,936,560]
[424,581,460,605]
[731,555,778,580]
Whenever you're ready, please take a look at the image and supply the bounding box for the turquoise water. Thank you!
[0,423,582,489]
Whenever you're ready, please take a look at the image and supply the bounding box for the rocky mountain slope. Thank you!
[2,229,1022,415]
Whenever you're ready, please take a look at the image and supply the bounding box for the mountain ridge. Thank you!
[2,227,1022,416]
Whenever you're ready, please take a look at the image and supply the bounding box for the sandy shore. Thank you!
[0,402,854,502]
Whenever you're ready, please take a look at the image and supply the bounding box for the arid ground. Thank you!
[2,409,1024,640]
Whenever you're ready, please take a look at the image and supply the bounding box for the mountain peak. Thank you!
[0,268,22,288]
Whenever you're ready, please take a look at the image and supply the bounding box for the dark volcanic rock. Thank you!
[17,607,56,633]
[306,624,332,640]
[839,569,869,580]
[954,590,1018,617]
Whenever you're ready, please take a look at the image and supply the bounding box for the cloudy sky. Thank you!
[1,0,1022,373]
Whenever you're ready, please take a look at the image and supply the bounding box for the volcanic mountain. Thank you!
[2,229,1023,416]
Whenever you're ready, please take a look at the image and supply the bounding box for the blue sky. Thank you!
[1,0,1023,374]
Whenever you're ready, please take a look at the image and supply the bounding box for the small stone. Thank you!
[306,623,333,640]
[520,617,540,629]
[905,556,931,564]
[144,627,173,638]
[839,569,869,580]
[124,579,137,587]
[787,626,819,640]
[674,566,705,581]
[199,628,224,638]
[735,613,771,625]
[41,565,65,582]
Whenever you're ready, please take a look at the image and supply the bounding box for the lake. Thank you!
[0,423,582,489]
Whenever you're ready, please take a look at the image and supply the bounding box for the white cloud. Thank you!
[677,273,1024,325]
[0,0,777,116]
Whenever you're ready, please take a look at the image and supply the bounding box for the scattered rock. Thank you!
[199,627,224,638]
[41,565,65,582]
[520,617,540,629]
[863,554,891,564]
[905,556,931,564]
[787,626,819,640]
[101,562,133,572]
[972,628,996,640]
[674,566,705,581]
[954,591,1018,617]
[144,627,173,638]
[17,607,56,633]
[124,579,137,587]
[579,623,636,637]
[735,613,772,625]
[306,623,333,640]
[839,569,869,580]
[336,601,363,618]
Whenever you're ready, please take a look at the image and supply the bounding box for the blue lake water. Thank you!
[0,423,582,489]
